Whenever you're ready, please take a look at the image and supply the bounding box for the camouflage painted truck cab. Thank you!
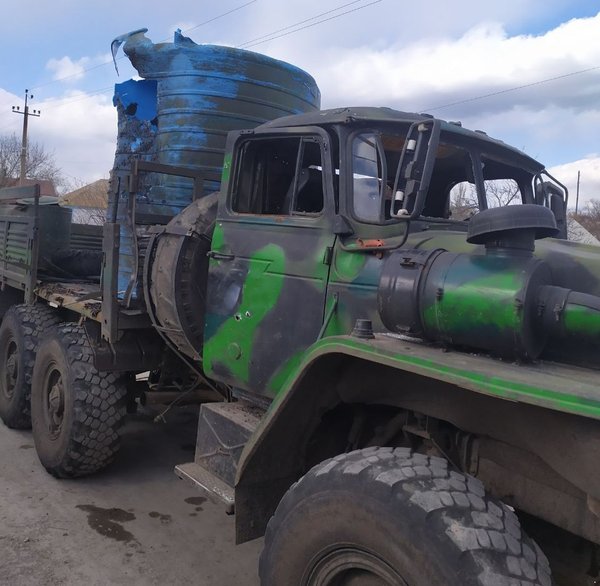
[176,108,600,585]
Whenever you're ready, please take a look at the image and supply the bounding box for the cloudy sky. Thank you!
[0,0,599,206]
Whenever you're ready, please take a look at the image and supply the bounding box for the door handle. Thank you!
[207,250,235,261]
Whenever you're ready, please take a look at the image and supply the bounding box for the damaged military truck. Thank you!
[0,27,599,585]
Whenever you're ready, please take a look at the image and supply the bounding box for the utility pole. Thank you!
[12,89,41,186]
[575,170,581,214]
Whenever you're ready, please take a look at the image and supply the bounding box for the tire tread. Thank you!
[33,323,127,478]
[0,304,61,428]
[260,448,553,586]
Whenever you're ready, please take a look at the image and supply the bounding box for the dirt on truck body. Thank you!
[0,27,599,585]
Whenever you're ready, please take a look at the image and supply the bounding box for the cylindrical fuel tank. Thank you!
[122,29,321,219]
[378,248,552,360]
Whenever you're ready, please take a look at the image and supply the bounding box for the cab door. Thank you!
[203,128,336,399]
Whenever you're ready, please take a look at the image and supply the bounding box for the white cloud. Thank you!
[311,13,600,115]
[46,56,90,82]
[10,90,118,186]
[45,53,114,84]
[549,156,600,209]
[4,7,600,192]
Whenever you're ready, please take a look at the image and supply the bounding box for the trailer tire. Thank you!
[31,323,127,478]
[260,448,553,586]
[0,304,61,429]
[51,249,103,277]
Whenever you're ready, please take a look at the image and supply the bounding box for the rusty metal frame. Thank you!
[101,160,220,343]
[128,159,220,202]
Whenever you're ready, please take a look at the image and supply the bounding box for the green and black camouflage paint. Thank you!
[202,108,600,415]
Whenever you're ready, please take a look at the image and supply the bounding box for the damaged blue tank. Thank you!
[108,28,321,303]
[113,28,320,218]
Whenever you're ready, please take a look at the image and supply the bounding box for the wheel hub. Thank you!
[44,369,65,436]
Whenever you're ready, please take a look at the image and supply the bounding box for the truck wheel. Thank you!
[260,448,552,586]
[0,304,61,429]
[31,323,127,478]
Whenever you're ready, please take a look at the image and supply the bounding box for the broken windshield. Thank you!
[350,128,543,224]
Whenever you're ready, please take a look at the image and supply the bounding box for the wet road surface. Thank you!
[0,406,261,585]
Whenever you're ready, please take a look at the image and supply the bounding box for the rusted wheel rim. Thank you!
[2,339,18,399]
[43,365,65,438]
[306,547,408,586]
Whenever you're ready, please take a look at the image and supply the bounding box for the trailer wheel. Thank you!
[260,448,553,586]
[0,304,61,429]
[31,323,127,478]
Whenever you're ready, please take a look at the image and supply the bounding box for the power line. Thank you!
[238,0,368,48]
[174,0,256,36]
[423,64,600,112]
[41,86,115,112]
[34,0,383,112]
[29,0,258,91]
[239,0,383,49]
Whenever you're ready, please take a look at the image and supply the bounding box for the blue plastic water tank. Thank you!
[123,29,321,218]
[110,29,321,304]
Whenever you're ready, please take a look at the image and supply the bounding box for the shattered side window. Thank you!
[231,137,324,216]
[352,133,383,222]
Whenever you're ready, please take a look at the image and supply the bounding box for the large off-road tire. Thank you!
[31,323,127,478]
[0,304,61,429]
[260,448,553,586]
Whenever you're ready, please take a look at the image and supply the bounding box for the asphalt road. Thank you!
[0,406,261,586]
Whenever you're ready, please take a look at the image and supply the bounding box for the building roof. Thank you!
[568,218,600,246]
[3,178,57,197]
[60,179,109,209]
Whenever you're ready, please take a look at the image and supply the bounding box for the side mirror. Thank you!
[534,178,568,239]
[391,119,441,220]
[550,193,567,239]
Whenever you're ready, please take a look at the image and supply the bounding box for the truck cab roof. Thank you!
[257,106,544,173]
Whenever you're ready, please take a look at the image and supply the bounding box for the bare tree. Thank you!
[450,179,521,220]
[0,133,64,191]
[485,179,521,208]
[449,182,478,220]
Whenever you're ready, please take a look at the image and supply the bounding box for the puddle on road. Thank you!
[19,444,34,450]
[184,496,206,506]
[76,505,136,543]
[184,496,206,511]
[148,511,172,524]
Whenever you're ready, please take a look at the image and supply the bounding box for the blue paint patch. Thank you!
[113,78,157,121]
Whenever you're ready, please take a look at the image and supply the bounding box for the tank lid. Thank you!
[467,204,558,246]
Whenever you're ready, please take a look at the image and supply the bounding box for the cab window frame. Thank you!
[227,131,331,219]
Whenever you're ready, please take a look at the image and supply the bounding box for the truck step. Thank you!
[175,462,235,514]
[175,401,264,514]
